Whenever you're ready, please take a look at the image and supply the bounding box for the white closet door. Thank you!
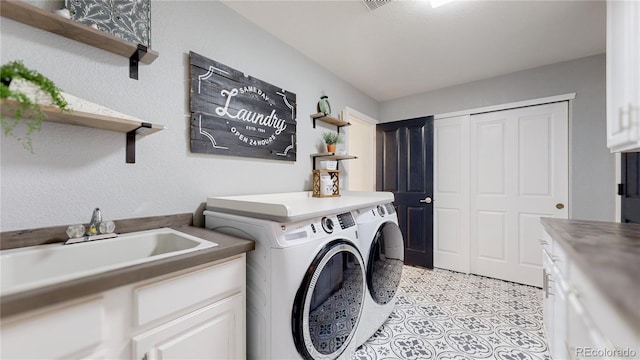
[434,115,470,273]
[470,102,569,287]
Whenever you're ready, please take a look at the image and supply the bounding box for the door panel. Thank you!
[433,115,470,273]
[382,130,399,191]
[519,115,552,196]
[519,213,548,266]
[622,152,640,223]
[477,211,506,261]
[345,110,377,191]
[470,102,568,287]
[377,116,434,268]
[477,121,506,195]
[408,126,426,192]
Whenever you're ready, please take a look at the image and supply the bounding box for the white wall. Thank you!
[0,1,378,231]
[379,54,613,221]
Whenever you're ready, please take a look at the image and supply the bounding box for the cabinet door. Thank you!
[607,0,640,152]
[132,292,245,360]
[542,266,554,352]
[566,292,608,360]
[551,273,568,360]
[1,298,104,359]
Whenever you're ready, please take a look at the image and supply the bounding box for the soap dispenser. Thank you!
[87,207,103,236]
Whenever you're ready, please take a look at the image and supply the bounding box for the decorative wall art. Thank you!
[68,0,151,47]
[189,51,297,161]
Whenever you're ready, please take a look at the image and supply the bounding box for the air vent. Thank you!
[362,0,391,11]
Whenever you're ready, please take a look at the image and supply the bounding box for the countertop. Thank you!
[207,191,395,222]
[0,226,254,318]
[540,218,640,330]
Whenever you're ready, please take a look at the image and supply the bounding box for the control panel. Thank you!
[321,217,335,234]
[337,212,355,229]
[384,203,396,214]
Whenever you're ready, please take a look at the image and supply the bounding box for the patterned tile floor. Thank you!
[353,266,550,360]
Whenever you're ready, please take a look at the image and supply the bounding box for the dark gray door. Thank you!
[376,116,434,268]
[621,152,640,223]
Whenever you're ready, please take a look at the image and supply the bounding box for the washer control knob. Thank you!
[377,205,386,216]
[321,217,334,234]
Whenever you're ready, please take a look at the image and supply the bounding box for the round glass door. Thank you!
[367,222,404,305]
[292,241,365,360]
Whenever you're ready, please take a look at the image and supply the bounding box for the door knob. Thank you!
[420,197,433,204]
[556,203,565,210]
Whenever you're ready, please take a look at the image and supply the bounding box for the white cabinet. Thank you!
[541,230,639,360]
[133,293,245,360]
[1,254,246,360]
[1,298,105,359]
[541,230,569,360]
[607,0,640,153]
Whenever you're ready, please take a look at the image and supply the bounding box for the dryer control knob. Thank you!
[321,217,334,233]
[377,205,386,216]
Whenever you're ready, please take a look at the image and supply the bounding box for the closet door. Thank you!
[434,115,470,273]
[470,102,569,287]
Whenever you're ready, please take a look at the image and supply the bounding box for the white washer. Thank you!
[354,203,404,344]
[204,209,365,360]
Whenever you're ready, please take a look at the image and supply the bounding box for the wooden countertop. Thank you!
[0,226,254,318]
[540,218,640,330]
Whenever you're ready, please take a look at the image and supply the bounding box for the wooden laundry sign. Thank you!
[189,51,297,161]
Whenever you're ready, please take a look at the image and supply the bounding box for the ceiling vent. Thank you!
[362,0,391,11]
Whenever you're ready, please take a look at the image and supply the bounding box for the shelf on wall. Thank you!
[1,99,165,163]
[310,152,357,170]
[311,153,357,161]
[310,113,351,131]
[0,0,159,78]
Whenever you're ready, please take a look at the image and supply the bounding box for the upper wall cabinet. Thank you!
[607,0,640,153]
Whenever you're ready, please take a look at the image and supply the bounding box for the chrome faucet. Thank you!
[64,207,117,245]
[87,208,103,236]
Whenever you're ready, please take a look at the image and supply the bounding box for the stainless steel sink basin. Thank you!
[1,228,217,295]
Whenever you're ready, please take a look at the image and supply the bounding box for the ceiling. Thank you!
[221,0,606,101]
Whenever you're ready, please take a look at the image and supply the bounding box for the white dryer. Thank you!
[354,203,404,344]
[204,209,365,360]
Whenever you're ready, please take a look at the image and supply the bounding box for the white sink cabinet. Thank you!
[1,254,246,359]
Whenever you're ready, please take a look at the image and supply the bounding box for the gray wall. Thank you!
[379,54,614,221]
[0,1,378,231]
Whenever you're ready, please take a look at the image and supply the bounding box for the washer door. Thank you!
[292,240,366,360]
[367,221,404,305]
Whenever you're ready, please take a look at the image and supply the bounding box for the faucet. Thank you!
[64,207,117,245]
[87,208,103,236]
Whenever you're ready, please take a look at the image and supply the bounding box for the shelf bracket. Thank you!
[129,44,148,80]
[126,122,152,163]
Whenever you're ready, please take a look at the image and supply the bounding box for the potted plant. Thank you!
[322,131,342,153]
[1,60,70,152]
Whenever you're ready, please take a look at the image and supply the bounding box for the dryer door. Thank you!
[292,240,366,360]
[367,221,404,305]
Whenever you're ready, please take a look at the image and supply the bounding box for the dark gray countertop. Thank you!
[541,218,640,331]
[1,226,254,318]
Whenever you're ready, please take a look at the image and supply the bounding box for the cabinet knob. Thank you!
[556,203,565,210]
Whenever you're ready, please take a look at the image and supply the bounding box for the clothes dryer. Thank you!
[205,210,365,360]
[354,203,404,344]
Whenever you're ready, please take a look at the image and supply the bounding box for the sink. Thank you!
[1,228,217,296]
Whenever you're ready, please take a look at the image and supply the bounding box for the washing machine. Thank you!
[204,209,365,360]
[354,203,404,344]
